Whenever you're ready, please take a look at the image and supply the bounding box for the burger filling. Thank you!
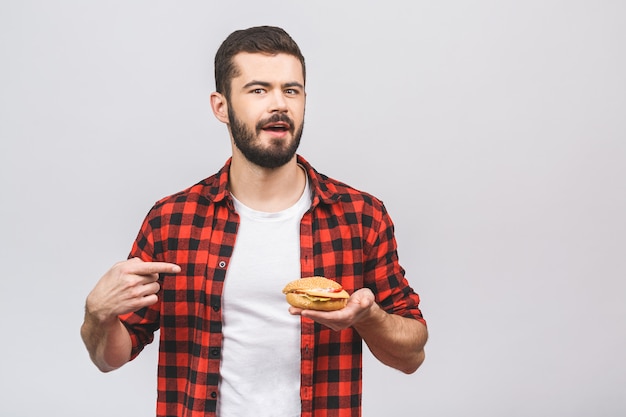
[292,288,348,301]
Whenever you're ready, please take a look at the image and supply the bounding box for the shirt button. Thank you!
[210,392,217,399]
[210,348,220,358]
[218,260,226,268]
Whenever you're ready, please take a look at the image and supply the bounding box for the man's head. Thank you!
[211,26,307,169]
[214,26,306,100]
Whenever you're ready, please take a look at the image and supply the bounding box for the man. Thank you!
[81,26,427,417]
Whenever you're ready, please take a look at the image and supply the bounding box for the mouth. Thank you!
[261,121,291,132]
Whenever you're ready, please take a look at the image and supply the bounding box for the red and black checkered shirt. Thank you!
[120,155,425,417]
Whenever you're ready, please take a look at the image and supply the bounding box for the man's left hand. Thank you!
[288,288,379,331]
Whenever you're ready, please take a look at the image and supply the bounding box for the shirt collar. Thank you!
[204,155,342,207]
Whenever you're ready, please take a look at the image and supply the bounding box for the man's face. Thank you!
[226,52,306,169]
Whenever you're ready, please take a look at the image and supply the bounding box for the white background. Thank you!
[1,1,625,416]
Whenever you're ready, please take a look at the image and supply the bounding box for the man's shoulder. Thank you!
[150,161,230,213]
[153,176,221,209]
[315,171,382,207]
[300,155,382,208]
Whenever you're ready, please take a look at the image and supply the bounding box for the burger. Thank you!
[282,276,349,311]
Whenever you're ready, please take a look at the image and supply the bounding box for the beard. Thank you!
[228,109,304,169]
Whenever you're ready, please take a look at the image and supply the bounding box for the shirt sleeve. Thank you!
[363,202,426,326]
[118,205,163,360]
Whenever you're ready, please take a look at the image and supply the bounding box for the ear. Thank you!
[210,92,229,124]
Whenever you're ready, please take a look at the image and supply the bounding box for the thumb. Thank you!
[350,288,375,307]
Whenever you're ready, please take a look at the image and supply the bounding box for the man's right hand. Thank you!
[85,257,181,323]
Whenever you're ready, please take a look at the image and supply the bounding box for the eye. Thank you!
[251,88,265,94]
[285,88,299,95]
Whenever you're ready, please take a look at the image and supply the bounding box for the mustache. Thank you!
[256,113,294,132]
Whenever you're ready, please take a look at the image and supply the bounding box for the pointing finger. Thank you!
[124,259,181,275]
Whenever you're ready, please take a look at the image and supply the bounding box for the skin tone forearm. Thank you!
[80,313,132,372]
[351,299,427,373]
[80,258,181,372]
[290,288,428,374]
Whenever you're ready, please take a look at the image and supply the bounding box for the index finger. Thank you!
[126,259,181,275]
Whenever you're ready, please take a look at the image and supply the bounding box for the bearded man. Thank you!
[81,25,428,417]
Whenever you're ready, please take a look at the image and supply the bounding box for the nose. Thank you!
[269,89,288,113]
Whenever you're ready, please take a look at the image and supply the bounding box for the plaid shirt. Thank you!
[120,155,425,417]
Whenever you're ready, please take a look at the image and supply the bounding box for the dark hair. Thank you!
[214,26,306,99]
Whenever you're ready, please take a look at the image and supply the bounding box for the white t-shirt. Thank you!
[217,174,311,417]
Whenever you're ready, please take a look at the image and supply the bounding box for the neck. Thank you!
[229,154,306,212]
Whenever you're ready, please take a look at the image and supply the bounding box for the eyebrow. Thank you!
[242,80,304,90]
